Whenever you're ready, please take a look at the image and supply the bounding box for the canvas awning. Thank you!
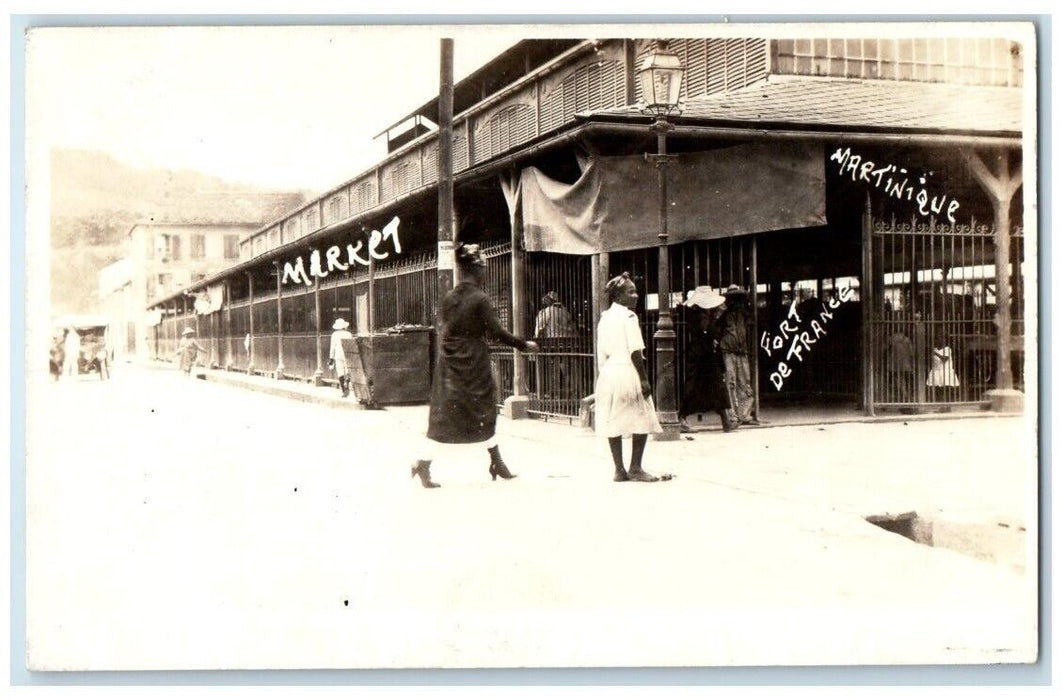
[517,142,826,254]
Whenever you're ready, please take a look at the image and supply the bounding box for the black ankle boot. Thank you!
[487,446,516,481]
[411,460,440,488]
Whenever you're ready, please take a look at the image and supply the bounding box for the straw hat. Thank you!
[332,318,350,330]
[182,327,195,335]
[684,286,726,310]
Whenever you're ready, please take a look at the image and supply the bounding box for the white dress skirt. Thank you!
[926,346,960,387]
[594,303,662,437]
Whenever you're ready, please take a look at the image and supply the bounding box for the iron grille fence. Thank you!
[868,217,1024,407]
[524,252,595,419]
[481,241,515,408]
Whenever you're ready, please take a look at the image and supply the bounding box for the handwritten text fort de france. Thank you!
[281,216,402,286]
[829,147,961,224]
[760,286,854,391]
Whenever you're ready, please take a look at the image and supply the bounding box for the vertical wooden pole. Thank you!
[313,274,324,384]
[437,38,456,301]
[592,253,609,381]
[224,279,232,370]
[862,191,875,416]
[246,271,255,374]
[368,244,376,334]
[962,147,1022,408]
[750,236,760,420]
[511,182,528,396]
[275,261,284,378]
[991,151,1014,391]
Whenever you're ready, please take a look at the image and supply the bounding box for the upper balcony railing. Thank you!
[240,38,628,261]
[238,34,1022,263]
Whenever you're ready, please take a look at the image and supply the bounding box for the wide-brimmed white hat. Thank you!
[684,286,725,310]
[332,318,350,330]
[182,327,195,335]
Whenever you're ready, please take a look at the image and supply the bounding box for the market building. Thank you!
[146,35,1030,423]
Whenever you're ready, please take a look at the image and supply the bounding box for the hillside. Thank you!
[49,149,311,315]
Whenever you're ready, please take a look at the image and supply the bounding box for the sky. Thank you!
[26,25,521,193]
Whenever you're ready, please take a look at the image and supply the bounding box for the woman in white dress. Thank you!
[926,336,960,403]
[595,272,662,482]
[328,318,354,397]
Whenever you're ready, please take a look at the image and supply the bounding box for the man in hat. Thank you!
[534,291,575,340]
[533,291,576,399]
[174,327,207,376]
[328,318,354,397]
[719,285,758,425]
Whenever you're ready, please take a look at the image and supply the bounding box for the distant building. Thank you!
[100,222,260,359]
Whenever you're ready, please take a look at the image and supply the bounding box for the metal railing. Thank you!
[524,251,595,419]
[868,217,1025,407]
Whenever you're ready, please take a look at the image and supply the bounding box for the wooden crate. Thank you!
[343,329,432,406]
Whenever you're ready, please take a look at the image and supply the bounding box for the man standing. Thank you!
[719,285,758,426]
[62,327,80,378]
[533,291,576,400]
[534,291,575,339]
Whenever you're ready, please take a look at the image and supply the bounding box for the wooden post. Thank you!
[861,191,875,416]
[592,252,609,380]
[437,38,456,300]
[511,191,528,397]
[313,273,324,385]
[223,279,232,370]
[246,271,255,375]
[750,235,760,420]
[274,261,284,378]
[368,244,376,334]
[962,148,1023,411]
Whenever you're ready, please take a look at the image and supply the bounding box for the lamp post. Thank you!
[639,40,684,440]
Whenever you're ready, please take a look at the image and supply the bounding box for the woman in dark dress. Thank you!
[411,243,540,488]
[680,286,736,432]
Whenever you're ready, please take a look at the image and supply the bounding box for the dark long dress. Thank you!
[427,282,530,443]
[681,310,731,417]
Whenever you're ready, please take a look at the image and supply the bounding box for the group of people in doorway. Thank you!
[886,319,962,404]
[679,284,759,434]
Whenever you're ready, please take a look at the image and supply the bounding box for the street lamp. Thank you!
[639,39,684,440]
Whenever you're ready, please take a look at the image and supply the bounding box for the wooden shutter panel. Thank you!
[706,38,727,95]
[685,38,709,99]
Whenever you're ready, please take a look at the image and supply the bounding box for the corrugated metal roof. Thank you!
[592,75,1023,134]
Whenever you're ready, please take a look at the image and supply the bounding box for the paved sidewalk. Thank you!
[151,359,1035,571]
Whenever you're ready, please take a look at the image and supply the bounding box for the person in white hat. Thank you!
[681,287,737,433]
[174,327,207,376]
[328,318,354,397]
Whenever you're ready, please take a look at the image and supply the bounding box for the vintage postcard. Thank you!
[21,20,1040,674]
